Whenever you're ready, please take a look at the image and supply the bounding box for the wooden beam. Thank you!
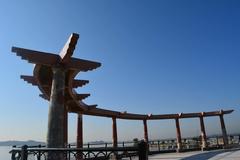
[20,75,37,86]
[66,57,101,71]
[59,33,79,63]
[21,75,88,89]
[39,94,49,101]
[12,47,101,71]
[12,47,59,65]
[72,80,89,88]
[75,94,90,100]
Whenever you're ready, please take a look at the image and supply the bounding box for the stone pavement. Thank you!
[148,148,240,160]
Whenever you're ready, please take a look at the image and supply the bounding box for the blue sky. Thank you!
[0,0,239,143]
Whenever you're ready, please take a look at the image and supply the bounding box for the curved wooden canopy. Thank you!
[12,33,234,120]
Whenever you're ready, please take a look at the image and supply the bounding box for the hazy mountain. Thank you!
[0,140,45,147]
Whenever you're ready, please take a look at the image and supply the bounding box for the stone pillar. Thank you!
[219,114,228,147]
[175,118,182,152]
[112,117,118,147]
[47,67,66,160]
[143,119,149,143]
[77,114,83,148]
[199,116,207,150]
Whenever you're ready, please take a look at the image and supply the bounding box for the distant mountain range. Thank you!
[0,140,45,146]
[0,140,106,147]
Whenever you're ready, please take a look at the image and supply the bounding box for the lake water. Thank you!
[0,146,11,160]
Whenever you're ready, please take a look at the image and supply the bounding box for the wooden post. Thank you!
[199,115,207,150]
[77,114,83,148]
[63,105,68,147]
[112,117,118,147]
[143,119,149,143]
[219,114,228,147]
[76,114,83,160]
[47,67,65,160]
[175,118,182,152]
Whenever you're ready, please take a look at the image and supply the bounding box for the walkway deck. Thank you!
[147,148,240,160]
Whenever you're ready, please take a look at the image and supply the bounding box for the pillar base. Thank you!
[222,144,230,149]
[201,147,208,151]
[176,143,183,153]
[176,148,183,153]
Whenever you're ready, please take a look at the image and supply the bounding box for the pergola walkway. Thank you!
[146,148,240,160]
[11,33,236,160]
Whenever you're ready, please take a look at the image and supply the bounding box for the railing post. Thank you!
[157,140,160,152]
[21,145,28,160]
[87,143,90,159]
[11,151,16,160]
[11,146,17,160]
[138,140,148,160]
[68,144,71,160]
[37,145,41,160]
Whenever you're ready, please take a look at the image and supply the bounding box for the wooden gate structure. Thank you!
[12,33,234,158]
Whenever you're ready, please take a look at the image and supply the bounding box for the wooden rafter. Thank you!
[13,33,234,121]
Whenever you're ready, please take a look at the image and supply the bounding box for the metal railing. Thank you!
[10,141,148,160]
[9,134,240,159]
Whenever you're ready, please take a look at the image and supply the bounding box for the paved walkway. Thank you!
[148,148,240,160]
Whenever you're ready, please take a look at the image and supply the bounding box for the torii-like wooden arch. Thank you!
[12,33,233,154]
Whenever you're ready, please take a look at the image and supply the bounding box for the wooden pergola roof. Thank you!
[12,33,234,120]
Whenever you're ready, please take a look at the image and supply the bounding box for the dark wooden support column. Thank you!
[76,114,83,160]
[63,105,68,147]
[112,117,118,147]
[47,67,65,160]
[175,118,182,152]
[219,113,228,147]
[199,115,207,150]
[77,114,83,148]
[143,119,149,143]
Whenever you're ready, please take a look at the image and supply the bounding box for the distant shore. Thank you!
[0,140,45,146]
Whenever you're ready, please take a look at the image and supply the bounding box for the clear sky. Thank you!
[0,0,239,143]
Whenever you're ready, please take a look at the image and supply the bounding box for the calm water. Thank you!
[0,146,11,160]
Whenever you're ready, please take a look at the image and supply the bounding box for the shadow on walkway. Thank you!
[181,148,240,160]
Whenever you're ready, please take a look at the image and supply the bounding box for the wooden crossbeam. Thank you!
[66,57,101,71]
[72,80,89,88]
[12,47,59,65]
[39,94,49,100]
[59,33,79,63]
[20,75,89,88]
[76,94,90,100]
[20,75,37,86]
[12,47,101,71]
